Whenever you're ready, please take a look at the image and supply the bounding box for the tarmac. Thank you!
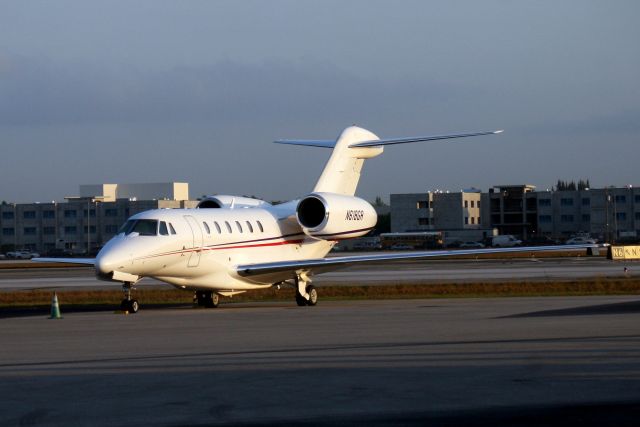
[1,296,640,426]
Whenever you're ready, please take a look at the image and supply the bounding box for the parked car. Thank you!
[0,253,6,260]
[390,243,413,250]
[524,236,560,246]
[6,250,40,259]
[565,236,596,245]
[459,241,485,249]
[491,235,522,247]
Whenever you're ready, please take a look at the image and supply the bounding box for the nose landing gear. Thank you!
[120,281,139,313]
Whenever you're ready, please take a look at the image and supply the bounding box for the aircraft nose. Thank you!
[95,252,115,277]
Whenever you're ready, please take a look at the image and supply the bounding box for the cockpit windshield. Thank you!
[118,219,159,236]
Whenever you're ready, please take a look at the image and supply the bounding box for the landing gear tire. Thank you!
[306,285,318,306]
[196,291,220,308]
[295,284,318,307]
[121,281,139,313]
[295,292,307,306]
[120,299,139,313]
[205,293,220,308]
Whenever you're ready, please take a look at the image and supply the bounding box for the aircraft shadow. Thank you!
[500,300,640,318]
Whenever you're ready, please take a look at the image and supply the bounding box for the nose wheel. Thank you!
[121,282,139,313]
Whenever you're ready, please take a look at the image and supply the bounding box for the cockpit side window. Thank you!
[118,220,135,235]
[169,223,177,234]
[159,221,169,236]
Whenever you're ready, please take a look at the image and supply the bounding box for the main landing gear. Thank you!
[120,281,139,313]
[294,274,318,307]
[195,290,220,308]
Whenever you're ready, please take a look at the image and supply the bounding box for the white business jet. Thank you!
[35,126,600,312]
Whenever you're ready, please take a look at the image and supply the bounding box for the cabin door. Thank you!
[184,215,203,267]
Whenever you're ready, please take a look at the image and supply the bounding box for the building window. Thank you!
[582,214,590,222]
[539,215,552,223]
[560,198,573,206]
[417,201,428,209]
[43,226,56,235]
[560,215,574,222]
[464,200,468,208]
[477,217,481,224]
[464,217,469,225]
[43,210,55,219]
[64,210,77,218]
[615,195,626,203]
[582,198,590,206]
[2,212,14,220]
[471,200,475,208]
[83,226,96,234]
[470,217,475,224]
[2,228,14,236]
[418,218,429,225]
[83,209,96,218]
[539,199,551,207]
[635,212,640,221]
[635,195,640,203]
[64,226,77,234]
[105,208,118,217]
[105,225,119,233]
[616,212,626,221]
[23,211,36,219]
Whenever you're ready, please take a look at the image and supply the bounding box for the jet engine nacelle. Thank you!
[296,192,377,239]
[197,195,270,209]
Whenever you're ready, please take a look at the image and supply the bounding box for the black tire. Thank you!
[204,293,220,308]
[306,285,318,306]
[295,292,307,306]
[129,299,139,313]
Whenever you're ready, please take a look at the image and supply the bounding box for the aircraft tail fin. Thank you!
[274,126,503,197]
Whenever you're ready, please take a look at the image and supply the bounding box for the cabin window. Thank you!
[159,221,169,236]
[225,221,232,233]
[235,221,243,233]
[257,220,264,233]
[214,221,221,233]
[246,221,254,233]
[169,223,177,234]
[203,222,211,234]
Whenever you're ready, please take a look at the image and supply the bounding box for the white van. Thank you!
[491,235,522,247]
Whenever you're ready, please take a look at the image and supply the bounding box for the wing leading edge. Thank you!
[32,257,96,266]
[236,244,606,279]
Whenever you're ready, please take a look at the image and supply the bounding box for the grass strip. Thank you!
[1,277,639,309]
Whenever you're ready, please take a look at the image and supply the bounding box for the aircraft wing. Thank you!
[236,244,606,280]
[32,257,96,266]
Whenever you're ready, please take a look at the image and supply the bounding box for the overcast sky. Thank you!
[1,1,638,203]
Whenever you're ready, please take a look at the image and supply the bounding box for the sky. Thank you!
[0,0,639,203]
